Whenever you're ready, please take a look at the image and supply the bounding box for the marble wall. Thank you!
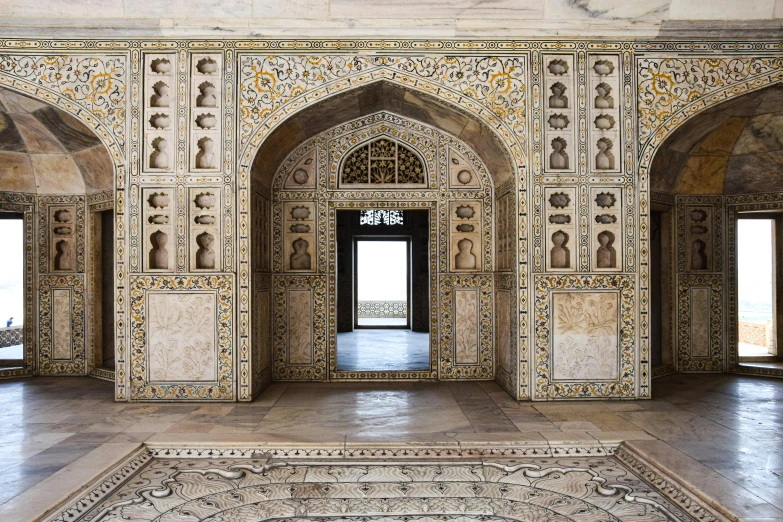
[0,38,780,400]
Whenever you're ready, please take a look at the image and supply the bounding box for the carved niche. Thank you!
[450,201,482,272]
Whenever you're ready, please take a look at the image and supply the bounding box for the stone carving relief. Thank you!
[52,288,73,360]
[130,276,234,400]
[690,287,710,358]
[274,276,326,380]
[545,188,576,271]
[191,54,222,171]
[51,452,720,522]
[535,275,635,399]
[284,149,317,189]
[49,206,77,272]
[144,54,176,173]
[677,275,723,372]
[143,189,174,272]
[447,147,480,189]
[454,289,479,366]
[685,207,712,272]
[282,202,316,273]
[189,188,222,271]
[39,275,85,375]
[495,289,512,375]
[450,201,482,272]
[287,288,313,365]
[544,55,575,173]
[148,293,217,382]
[589,55,621,173]
[495,192,515,272]
[440,275,493,379]
[590,188,622,271]
[550,231,571,269]
[552,292,619,381]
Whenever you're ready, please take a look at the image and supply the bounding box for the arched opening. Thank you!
[648,83,783,377]
[0,86,116,380]
[248,80,518,395]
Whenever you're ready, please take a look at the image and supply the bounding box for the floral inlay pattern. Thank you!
[50,453,722,522]
[129,275,234,400]
[0,54,127,147]
[552,292,619,381]
[147,293,216,382]
[534,275,634,399]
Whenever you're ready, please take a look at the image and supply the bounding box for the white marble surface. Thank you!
[0,0,777,37]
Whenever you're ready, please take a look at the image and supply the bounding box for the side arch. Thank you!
[0,67,128,396]
[239,70,526,398]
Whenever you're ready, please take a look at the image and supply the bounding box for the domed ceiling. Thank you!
[0,87,112,194]
[651,83,783,195]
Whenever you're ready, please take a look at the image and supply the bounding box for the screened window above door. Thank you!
[340,138,426,186]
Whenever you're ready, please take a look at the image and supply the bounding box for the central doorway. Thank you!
[336,209,430,371]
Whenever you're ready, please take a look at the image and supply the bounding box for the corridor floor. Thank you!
[336,329,430,370]
[1,374,783,520]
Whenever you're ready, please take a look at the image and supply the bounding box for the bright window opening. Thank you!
[0,218,24,362]
[356,240,408,326]
[738,218,774,358]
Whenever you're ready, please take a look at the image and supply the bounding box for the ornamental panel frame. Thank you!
[38,274,86,375]
[129,275,235,401]
[534,274,635,400]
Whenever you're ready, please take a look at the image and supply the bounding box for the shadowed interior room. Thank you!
[1,3,783,521]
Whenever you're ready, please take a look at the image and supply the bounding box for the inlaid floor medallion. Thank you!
[50,446,726,522]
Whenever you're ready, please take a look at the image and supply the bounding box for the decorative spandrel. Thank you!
[341,138,425,185]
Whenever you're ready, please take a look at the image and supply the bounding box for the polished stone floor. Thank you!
[2,374,783,520]
[336,329,429,370]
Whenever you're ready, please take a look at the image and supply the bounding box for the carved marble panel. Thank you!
[454,288,480,365]
[543,54,576,174]
[147,292,217,382]
[188,187,222,271]
[447,146,481,189]
[552,292,619,382]
[129,275,234,400]
[544,187,577,271]
[449,200,483,272]
[273,275,327,380]
[496,192,515,272]
[440,275,493,379]
[143,53,176,174]
[39,275,85,375]
[588,54,621,174]
[142,188,175,272]
[283,148,317,190]
[282,201,316,273]
[677,274,723,372]
[534,275,635,400]
[190,53,223,173]
[590,187,622,272]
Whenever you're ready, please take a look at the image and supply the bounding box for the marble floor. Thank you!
[336,329,430,370]
[1,374,783,520]
[49,452,717,522]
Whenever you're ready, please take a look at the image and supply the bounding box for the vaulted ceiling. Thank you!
[650,83,783,195]
[0,87,113,194]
